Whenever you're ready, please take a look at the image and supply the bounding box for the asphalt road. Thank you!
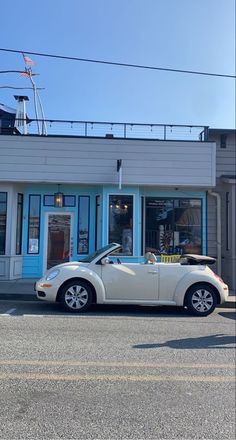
[0,300,235,440]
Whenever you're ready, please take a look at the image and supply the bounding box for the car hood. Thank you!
[47,261,90,272]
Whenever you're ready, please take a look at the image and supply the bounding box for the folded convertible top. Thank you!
[180,254,216,265]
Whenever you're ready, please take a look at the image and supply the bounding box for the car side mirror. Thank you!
[101,257,110,265]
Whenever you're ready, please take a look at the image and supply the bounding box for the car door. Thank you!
[158,263,188,301]
[101,263,159,301]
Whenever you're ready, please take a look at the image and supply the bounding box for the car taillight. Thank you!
[213,273,225,284]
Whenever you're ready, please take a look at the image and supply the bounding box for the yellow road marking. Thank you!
[0,359,235,369]
[0,372,234,383]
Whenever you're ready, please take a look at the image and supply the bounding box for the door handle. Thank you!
[148,270,158,274]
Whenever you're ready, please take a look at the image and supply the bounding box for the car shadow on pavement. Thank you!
[133,333,236,350]
[218,311,236,321]
[5,302,197,318]
[1,302,233,319]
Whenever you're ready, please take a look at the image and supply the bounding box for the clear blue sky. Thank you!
[0,0,235,128]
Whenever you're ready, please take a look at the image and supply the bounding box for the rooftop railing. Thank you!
[0,118,209,141]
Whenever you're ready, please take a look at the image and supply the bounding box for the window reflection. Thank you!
[109,195,133,255]
[47,214,71,269]
[28,195,41,254]
[0,192,7,255]
[145,198,202,255]
[78,196,90,254]
[16,194,23,255]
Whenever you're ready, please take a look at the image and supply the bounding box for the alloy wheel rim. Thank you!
[192,289,214,312]
[65,285,89,309]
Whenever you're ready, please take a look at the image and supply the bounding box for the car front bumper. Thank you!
[35,278,61,302]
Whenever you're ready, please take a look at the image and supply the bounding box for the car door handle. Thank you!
[148,270,158,274]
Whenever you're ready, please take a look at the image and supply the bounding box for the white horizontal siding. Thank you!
[0,135,216,187]
[208,131,236,177]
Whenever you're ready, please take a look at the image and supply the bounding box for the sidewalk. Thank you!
[0,279,37,301]
[0,279,235,308]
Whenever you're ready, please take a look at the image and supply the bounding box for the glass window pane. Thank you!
[64,195,75,207]
[16,193,23,255]
[44,195,54,206]
[47,214,71,269]
[43,195,76,207]
[144,198,202,255]
[28,195,41,254]
[0,193,7,203]
[145,199,174,255]
[0,192,7,255]
[174,199,202,254]
[109,195,133,255]
[78,196,90,254]
[0,204,7,214]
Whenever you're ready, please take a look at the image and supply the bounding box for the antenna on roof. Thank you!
[21,53,47,135]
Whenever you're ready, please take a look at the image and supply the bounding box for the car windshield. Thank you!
[79,243,119,263]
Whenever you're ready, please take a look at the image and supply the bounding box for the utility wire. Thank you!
[0,70,28,74]
[0,70,38,76]
[0,47,235,79]
[0,86,44,89]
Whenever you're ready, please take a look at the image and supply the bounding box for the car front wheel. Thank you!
[59,280,93,313]
[185,284,217,316]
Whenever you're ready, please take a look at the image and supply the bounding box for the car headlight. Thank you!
[46,269,60,281]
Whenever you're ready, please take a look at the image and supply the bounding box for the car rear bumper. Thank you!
[220,285,229,304]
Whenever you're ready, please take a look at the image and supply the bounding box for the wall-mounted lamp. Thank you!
[54,184,64,207]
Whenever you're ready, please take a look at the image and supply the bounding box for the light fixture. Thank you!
[54,184,64,207]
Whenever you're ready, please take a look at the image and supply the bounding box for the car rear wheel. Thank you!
[186,284,217,316]
[59,280,93,313]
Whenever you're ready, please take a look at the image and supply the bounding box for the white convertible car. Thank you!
[35,243,229,316]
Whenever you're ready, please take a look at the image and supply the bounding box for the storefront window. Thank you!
[0,192,7,255]
[16,194,23,255]
[109,195,133,255]
[28,195,41,254]
[145,198,202,255]
[77,196,90,254]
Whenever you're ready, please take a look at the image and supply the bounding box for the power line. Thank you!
[0,47,235,79]
[0,70,27,74]
[0,86,44,90]
[0,70,38,76]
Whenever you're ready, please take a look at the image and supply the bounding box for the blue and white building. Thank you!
[0,118,217,281]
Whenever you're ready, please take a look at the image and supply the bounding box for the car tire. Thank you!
[185,283,217,316]
[59,280,93,313]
